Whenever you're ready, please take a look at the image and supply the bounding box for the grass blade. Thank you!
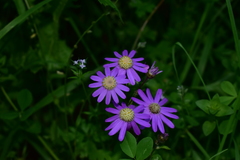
[0,0,52,40]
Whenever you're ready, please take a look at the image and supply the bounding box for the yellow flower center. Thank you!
[102,76,117,90]
[149,103,160,114]
[120,108,134,122]
[119,56,133,69]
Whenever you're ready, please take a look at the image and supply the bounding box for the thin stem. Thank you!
[37,136,60,160]
[73,12,108,50]
[131,0,164,50]
[186,129,210,159]
[226,0,240,68]
[1,87,18,112]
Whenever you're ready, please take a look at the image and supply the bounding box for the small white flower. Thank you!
[79,64,86,69]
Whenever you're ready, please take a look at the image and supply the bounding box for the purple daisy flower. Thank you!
[104,50,148,85]
[132,88,179,133]
[89,67,130,105]
[105,102,151,141]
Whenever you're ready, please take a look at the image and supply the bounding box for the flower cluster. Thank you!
[73,59,86,69]
[89,50,179,141]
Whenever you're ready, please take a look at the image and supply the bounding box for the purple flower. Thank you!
[104,50,148,85]
[89,67,130,105]
[105,102,151,141]
[132,88,179,133]
[146,61,162,79]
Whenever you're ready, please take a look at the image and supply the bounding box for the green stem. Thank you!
[214,92,240,160]
[180,3,211,83]
[226,0,240,68]
[186,129,210,159]
[1,87,18,111]
[131,0,164,50]
[37,136,60,160]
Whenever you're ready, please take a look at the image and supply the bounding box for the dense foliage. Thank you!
[0,0,240,159]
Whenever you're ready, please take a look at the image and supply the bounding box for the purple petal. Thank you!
[105,119,120,131]
[152,115,158,132]
[111,90,119,104]
[105,115,119,122]
[128,105,135,110]
[132,57,144,62]
[105,67,111,76]
[96,71,105,78]
[135,113,150,120]
[133,65,148,73]
[146,88,154,102]
[161,110,179,119]
[127,69,135,85]
[133,105,144,113]
[128,50,136,58]
[161,114,174,128]
[105,92,111,105]
[89,82,102,88]
[118,122,127,141]
[138,89,151,104]
[134,117,150,127]
[90,75,102,82]
[103,63,118,68]
[133,62,148,67]
[105,58,119,62]
[114,51,122,58]
[161,107,178,113]
[129,68,141,82]
[116,78,129,84]
[120,103,127,108]
[122,50,128,56]
[159,98,168,106]
[111,67,119,77]
[131,121,140,135]
[154,89,162,103]
[106,106,119,114]
[131,97,148,106]
[97,89,107,102]
[109,120,124,136]
[118,68,126,75]
[157,116,165,133]
[117,84,129,92]
[114,87,126,99]
[92,87,104,97]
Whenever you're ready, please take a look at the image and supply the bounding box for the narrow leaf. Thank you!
[98,0,122,21]
[0,0,52,40]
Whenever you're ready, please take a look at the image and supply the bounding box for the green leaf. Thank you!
[202,121,216,136]
[196,99,210,114]
[98,0,122,21]
[25,122,41,134]
[136,137,153,160]
[219,96,236,105]
[0,0,52,40]
[17,89,33,111]
[220,81,237,97]
[0,112,19,120]
[185,115,199,126]
[150,154,162,160]
[120,132,137,158]
[218,120,234,135]
[215,105,234,117]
